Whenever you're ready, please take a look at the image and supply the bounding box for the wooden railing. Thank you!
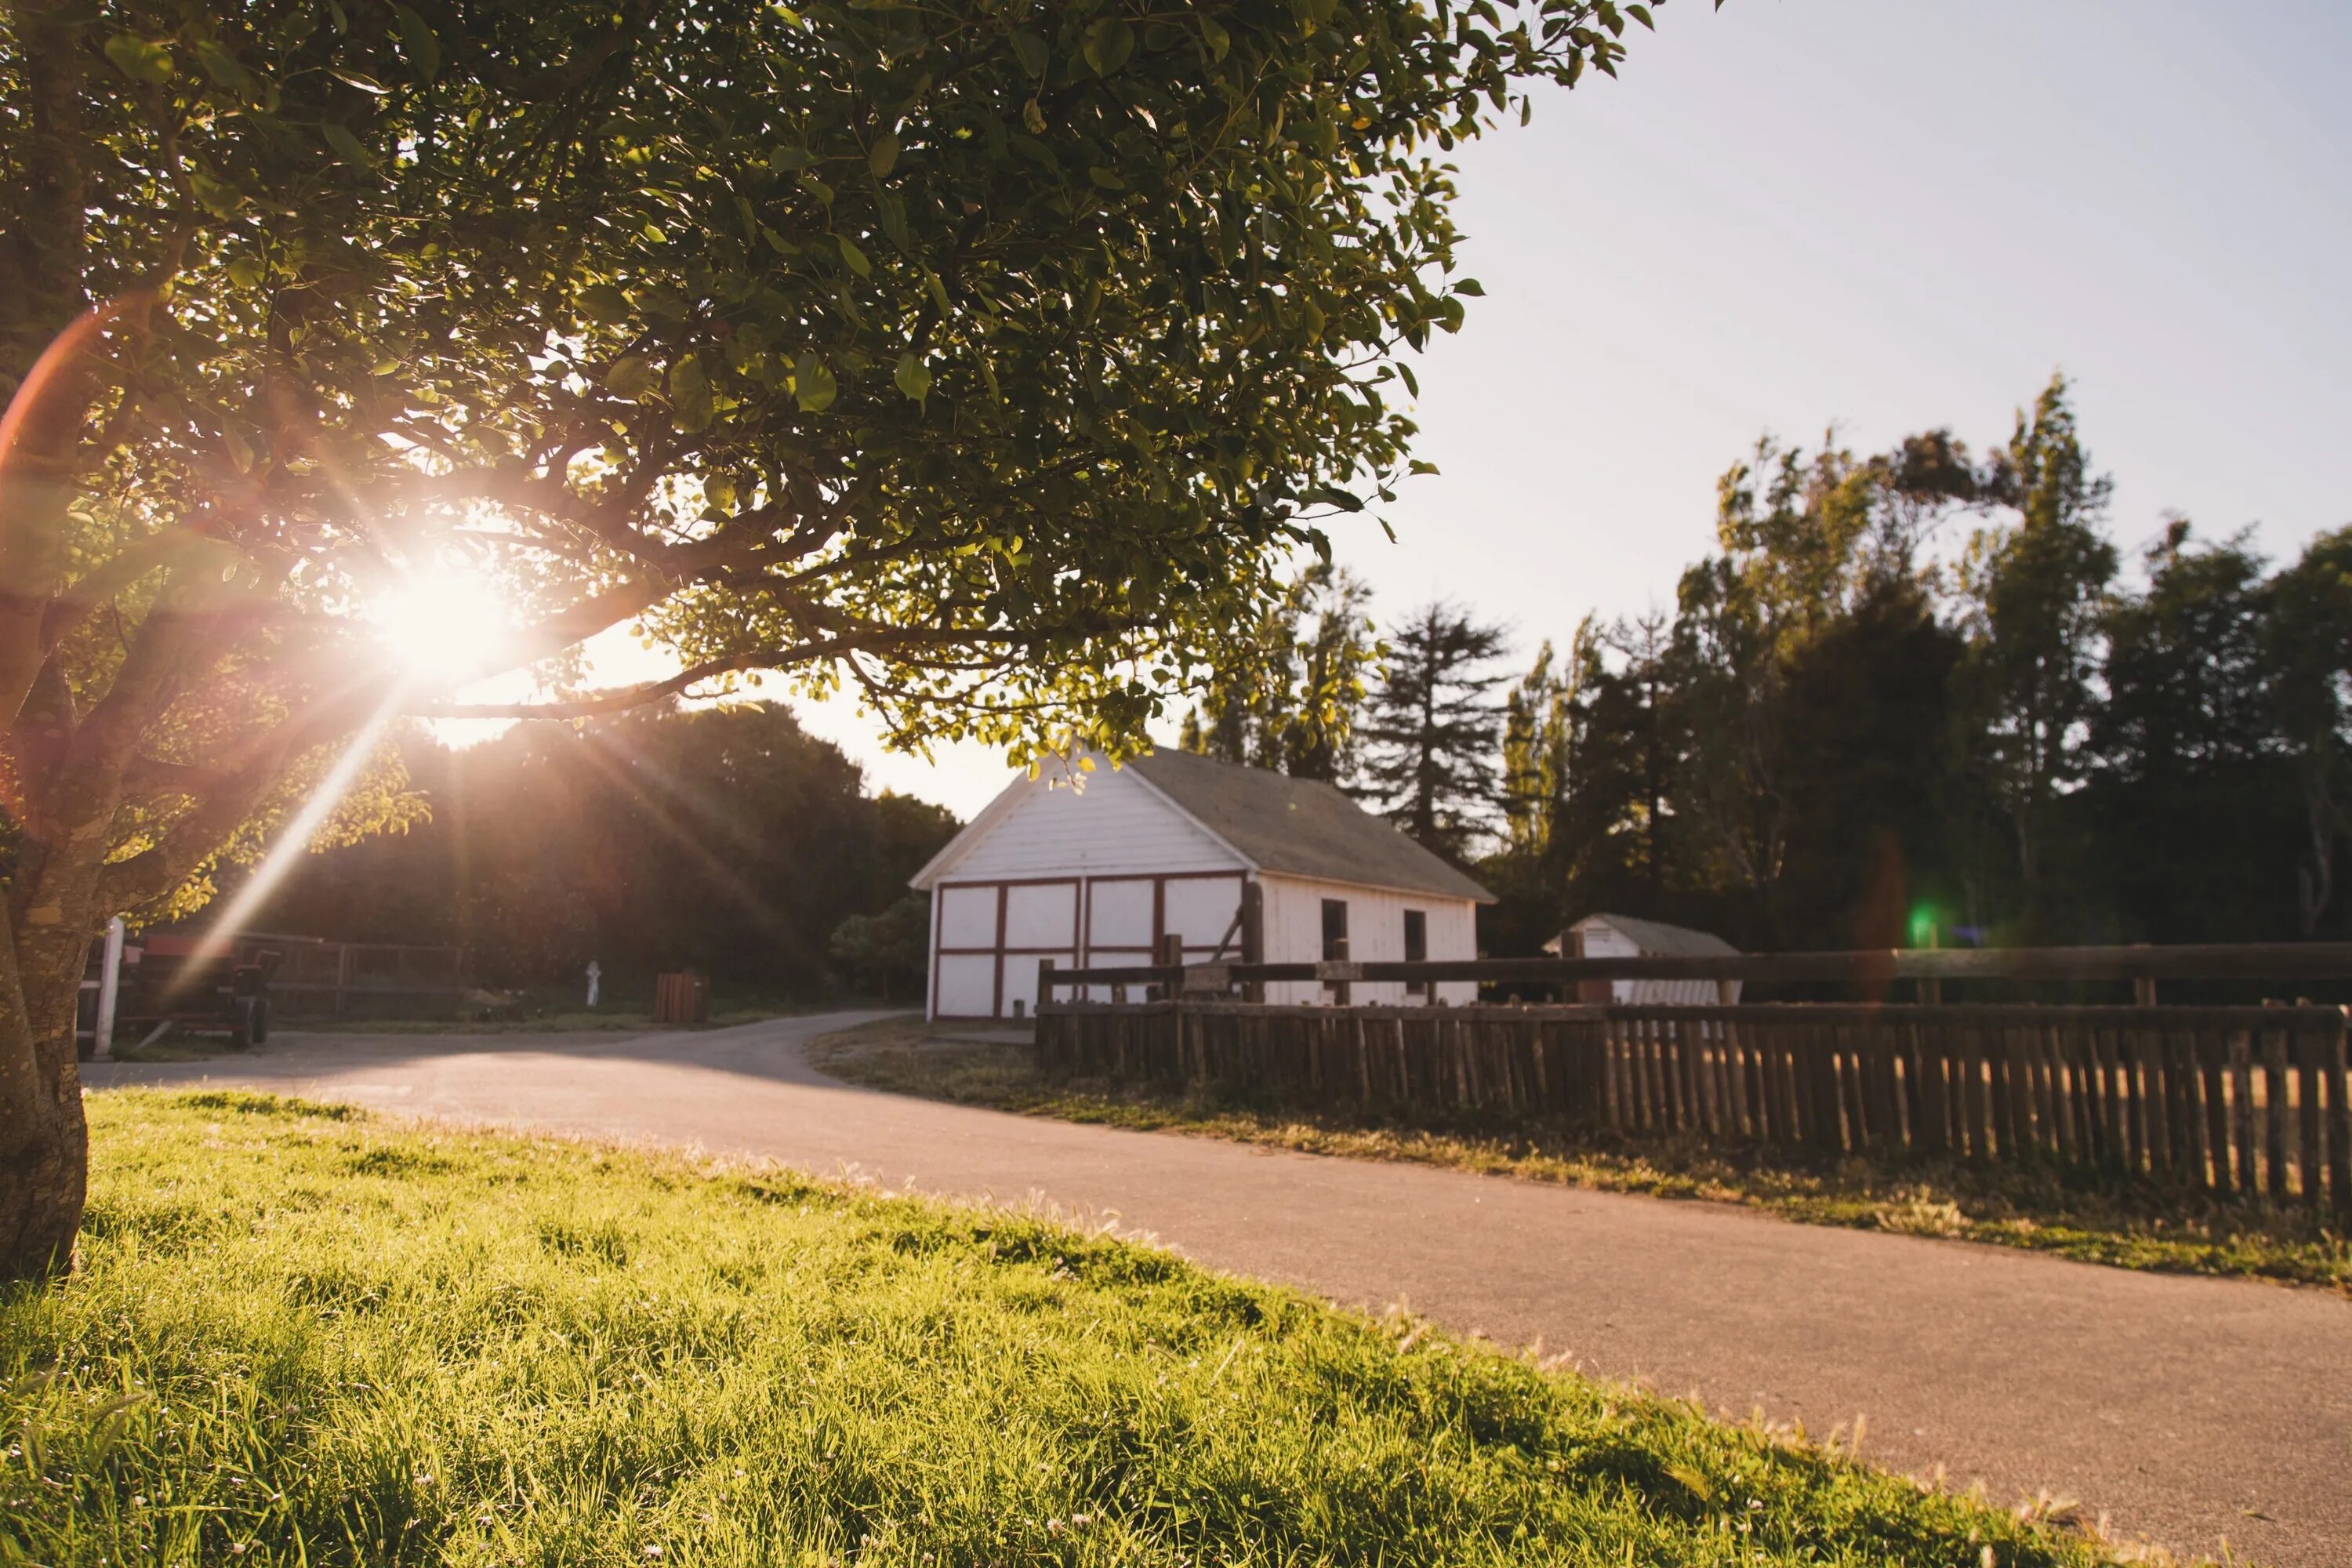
[1036,939,2352,1004]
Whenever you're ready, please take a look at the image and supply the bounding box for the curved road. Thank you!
[90,1012,2351,1567]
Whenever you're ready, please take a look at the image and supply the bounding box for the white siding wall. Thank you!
[924,768,1249,1017]
[938,767,1245,880]
[1257,874,1479,1006]
[1577,919,1740,1005]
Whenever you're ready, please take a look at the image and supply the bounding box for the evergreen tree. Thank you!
[1357,603,1509,858]
[2082,521,2283,941]
[1951,376,2119,924]
[2263,528,2352,934]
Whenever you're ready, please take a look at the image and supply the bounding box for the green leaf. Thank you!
[222,427,255,474]
[1453,278,1485,297]
[604,355,656,400]
[103,34,175,85]
[194,41,254,93]
[1307,485,1365,513]
[1408,459,1440,475]
[768,144,812,172]
[577,284,631,325]
[394,5,441,80]
[1082,16,1135,76]
[670,354,713,431]
[867,135,899,177]
[189,171,243,218]
[1087,166,1127,191]
[894,352,932,403]
[837,234,872,278]
[1010,27,1050,79]
[874,190,911,253]
[793,355,837,413]
[329,67,389,95]
[321,122,372,168]
[1197,15,1230,61]
[1022,97,1047,136]
[226,254,266,289]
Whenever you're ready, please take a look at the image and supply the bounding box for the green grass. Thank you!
[0,1092,2130,1567]
[809,1018,2352,1298]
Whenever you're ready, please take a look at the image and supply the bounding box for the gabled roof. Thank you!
[907,749,1494,902]
[1567,911,1740,956]
[1127,750,1492,903]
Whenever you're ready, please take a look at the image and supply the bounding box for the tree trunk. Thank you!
[0,904,90,1280]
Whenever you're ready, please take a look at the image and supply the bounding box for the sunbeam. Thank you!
[169,682,412,985]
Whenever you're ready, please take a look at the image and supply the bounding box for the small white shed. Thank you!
[1548,913,1743,1006]
[909,750,1494,1019]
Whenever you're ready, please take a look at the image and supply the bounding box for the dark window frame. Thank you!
[1402,909,1428,994]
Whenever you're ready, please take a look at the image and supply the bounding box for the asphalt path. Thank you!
[89,1012,2352,1566]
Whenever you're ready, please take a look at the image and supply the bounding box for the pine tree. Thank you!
[1357,602,1509,857]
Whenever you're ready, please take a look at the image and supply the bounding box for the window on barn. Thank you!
[1320,898,1348,960]
[1403,909,1427,994]
[1320,898,1350,1001]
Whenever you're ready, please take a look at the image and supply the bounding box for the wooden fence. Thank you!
[1033,1000,2352,1210]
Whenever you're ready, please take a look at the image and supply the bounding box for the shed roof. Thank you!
[1565,911,1740,957]
[1127,750,1493,903]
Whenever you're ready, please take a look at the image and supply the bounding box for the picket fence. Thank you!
[1033,1000,2352,1210]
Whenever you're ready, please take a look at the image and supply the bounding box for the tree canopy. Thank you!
[1,0,1677,1275]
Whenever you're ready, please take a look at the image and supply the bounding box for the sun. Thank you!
[365,560,515,687]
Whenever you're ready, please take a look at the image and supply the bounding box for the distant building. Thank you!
[908,750,1494,1020]
[1548,913,1742,1006]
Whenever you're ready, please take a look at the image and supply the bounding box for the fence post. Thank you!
[1156,933,1183,1001]
[1241,880,1266,1003]
[1037,957,1056,1013]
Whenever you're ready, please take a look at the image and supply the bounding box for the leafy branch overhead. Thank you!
[0,1,1675,1275]
[10,0,1671,768]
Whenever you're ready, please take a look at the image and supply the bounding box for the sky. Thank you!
[575,0,2352,821]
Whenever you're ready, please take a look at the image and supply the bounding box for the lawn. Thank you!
[0,1092,2124,1567]
[810,1018,2352,1297]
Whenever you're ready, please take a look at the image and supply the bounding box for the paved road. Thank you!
[90,1013,2352,1567]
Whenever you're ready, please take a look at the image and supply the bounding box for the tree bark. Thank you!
[0,898,89,1280]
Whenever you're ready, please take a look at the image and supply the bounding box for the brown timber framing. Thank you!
[931,869,1245,1021]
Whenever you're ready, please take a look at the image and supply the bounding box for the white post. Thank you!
[93,916,125,1061]
[585,959,601,1009]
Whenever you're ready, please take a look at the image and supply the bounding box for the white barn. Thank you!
[909,750,1494,1020]
[1548,912,1742,1006]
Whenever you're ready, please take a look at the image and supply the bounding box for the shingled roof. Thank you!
[1128,750,1493,903]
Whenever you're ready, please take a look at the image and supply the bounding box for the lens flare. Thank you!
[367,561,513,688]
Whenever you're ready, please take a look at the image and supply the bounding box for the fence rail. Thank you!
[1037,940,2352,999]
[1034,1000,2352,1212]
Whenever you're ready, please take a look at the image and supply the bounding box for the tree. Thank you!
[1356,601,1508,857]
[0,0,1669,1276]
[1671,427,1977,940]
[2264,528,2352,934]
[829,894,931,1002]
[1950,376,2118,922]
[1179,561,1376,781]
[229,702,961,991]
[2084,521,2282,941]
